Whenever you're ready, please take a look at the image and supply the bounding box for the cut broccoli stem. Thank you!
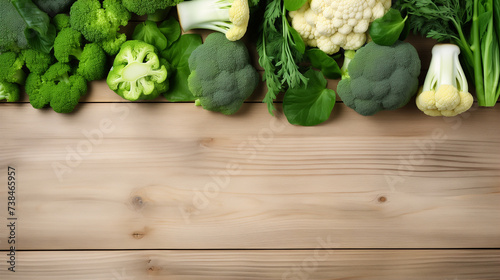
[340,50,355,80]
[195,99,202,106]
[177,0,233,33]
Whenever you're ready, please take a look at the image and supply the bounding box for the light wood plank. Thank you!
[0,250,499,279]
[1,103,499,250]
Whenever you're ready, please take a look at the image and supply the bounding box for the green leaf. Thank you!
[284,0,307,11]
[306,48,341,79]
[132,20,168,51]
[161,33,202,68]
[369,8,407,46]
[11,0,55,53]
[163,66,195,101]
[288,25,305,54]
[161,34,202,101]
[283,69,336,126]
[158,17,182,48]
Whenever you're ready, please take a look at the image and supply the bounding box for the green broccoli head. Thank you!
[22,49,54,75]
[122,0,180,16]
[337,41,421,116]
[106,40,168,101]
[0,81,21,102]
[54,28,83,63]
[52,13,71,31]
[0,0,29,52]
[77,43,108,81]
[25,62,87,113]
[99,33,127,55]
[70,0,130,44]
[0,52,26,85]
[187,32,259,115]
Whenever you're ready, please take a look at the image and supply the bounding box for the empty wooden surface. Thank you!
[1,32,500,279]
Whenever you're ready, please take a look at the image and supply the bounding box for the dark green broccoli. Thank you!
[187,32,259,115]
[122,0,180,16]
[33,0,76,17]
[25,62,87,113]
[52,13,71,31]
[0,52,26,85]
[0,81,21,102]
[337,41,421,116]
[0,0,28,52]
[22,49,54,75]
[106,40,168,101]
[53,28,107,81]
[70,0,130,55]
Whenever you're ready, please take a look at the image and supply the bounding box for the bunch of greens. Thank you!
[396,0,500,107]
[253,0,340,126]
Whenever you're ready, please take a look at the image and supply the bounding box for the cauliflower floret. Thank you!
[289,0,391,54]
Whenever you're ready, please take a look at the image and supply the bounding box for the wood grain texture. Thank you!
[0,250,499,279]
[1,103,499,250]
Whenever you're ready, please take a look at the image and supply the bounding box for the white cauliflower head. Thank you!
[289,0,391,54]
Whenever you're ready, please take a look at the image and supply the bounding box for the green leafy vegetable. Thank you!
[158,17,181,48]
[256,0,308,115]
[11,0,56,54]
[161,34,202,101]
[132,20,168,51]
[284,0,307,11]
[305,48,341,79]
[283,69,336,126]
[369,8,408,46]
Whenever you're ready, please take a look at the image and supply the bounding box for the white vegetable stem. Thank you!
[177,0,232,33]
[423,44,468,92]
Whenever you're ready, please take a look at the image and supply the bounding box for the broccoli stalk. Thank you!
[176,0,250,41]
[415,44,473,117]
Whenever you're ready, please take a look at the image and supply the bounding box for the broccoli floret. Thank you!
[70,0,130,54]
[0,81,21,102]
[53,28,108,81]
[77,43,107,81]
[52,13,71,31]
[187,32,259,115]
[0,0,28,52]
[337,41,421,116]
[25,62,87,113]
[54,28,83,63]
[0,52,26,85]
[22,49,54,75]
[33,0,76,17]
[122,0,181,16]
[106,40,168,101]
[176,0,250,41]
[99,33,127,56]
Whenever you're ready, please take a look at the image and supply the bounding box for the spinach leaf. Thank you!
[132,20,168,51]
[161,33,202,101]
[283,69,336,126]
[11,0,56,53]
[369,8,408,46]
[158,17,181,48]
[284,0,307,12]
[306,48,341,79]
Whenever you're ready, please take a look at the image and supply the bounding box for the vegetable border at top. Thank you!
[0,0,498,126]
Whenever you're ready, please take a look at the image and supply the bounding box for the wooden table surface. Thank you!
[1,32,500,279]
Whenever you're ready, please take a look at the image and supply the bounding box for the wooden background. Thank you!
[1,28,500,279]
